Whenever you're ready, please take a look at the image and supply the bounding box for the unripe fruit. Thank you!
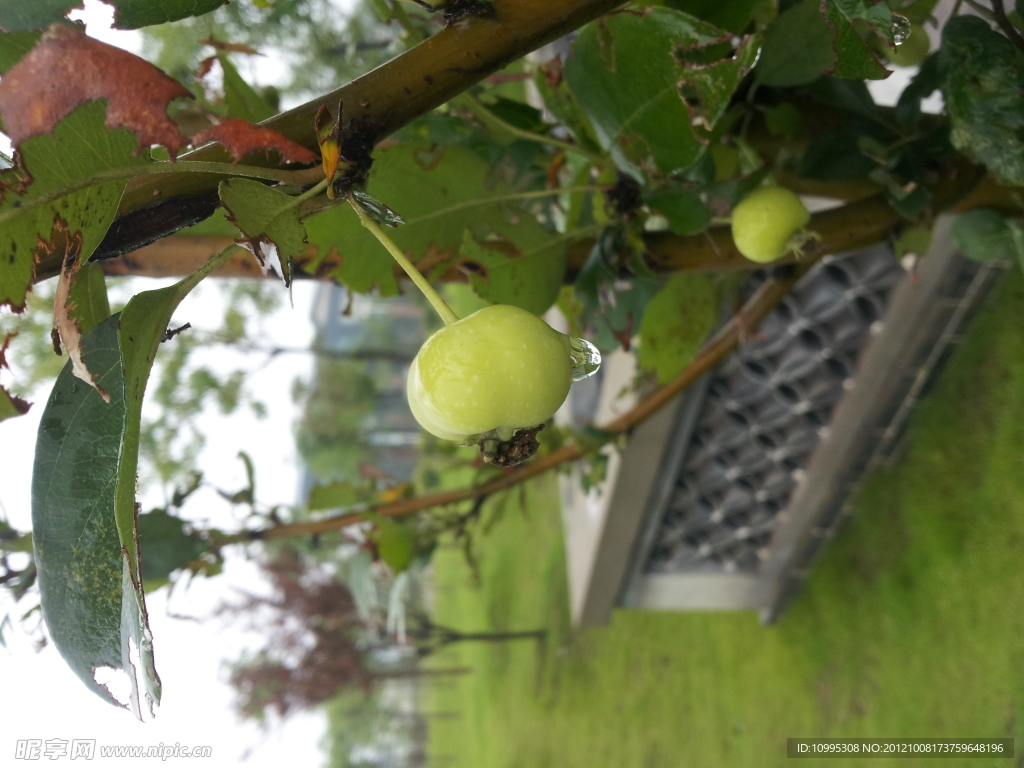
[730,186,811,263]
[407,305,572,444]
[885,23,930,68]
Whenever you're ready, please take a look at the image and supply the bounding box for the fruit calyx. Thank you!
[475,424,546,467]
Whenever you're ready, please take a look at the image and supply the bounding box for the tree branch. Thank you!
[32,0,628,279]
[209,159,988,546]
[990,0,1024,54]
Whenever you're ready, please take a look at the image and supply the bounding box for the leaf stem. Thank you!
[0,161,321,230]
[347,194,459,326]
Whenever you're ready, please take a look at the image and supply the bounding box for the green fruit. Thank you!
[730,186,811,263]
[883,23,930,68]
[407,304,572,443]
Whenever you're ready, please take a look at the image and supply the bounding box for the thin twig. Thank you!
[990,0,1024,53]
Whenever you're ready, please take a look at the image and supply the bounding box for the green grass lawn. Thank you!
[425,269,1024,768]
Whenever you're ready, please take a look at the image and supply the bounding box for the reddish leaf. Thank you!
[193,117,317,165]
[0,25,192,156]
[45,217,109,402]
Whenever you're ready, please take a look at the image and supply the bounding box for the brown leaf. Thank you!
[45,217,110,402]
[197,55,217,80]
[193,117,317,165]
[200,38,263,56]
[0,25,192,156]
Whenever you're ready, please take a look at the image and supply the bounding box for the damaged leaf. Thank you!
[49,217,109,401]
[32,314,161,718]
[0,24,191,155]
[0,332,31,423]
[565,8,761,176]
[219,178,308,283]
[821,0,890,80]
[193,117,317,165]
[0,100,147,313]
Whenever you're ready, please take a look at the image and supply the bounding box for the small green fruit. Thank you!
[730,186,811,264]
[407,305,572,444]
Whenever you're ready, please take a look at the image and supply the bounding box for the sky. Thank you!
[0,2,331,765]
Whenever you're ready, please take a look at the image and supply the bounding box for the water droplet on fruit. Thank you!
[891,13,911,45]
[569,336,601,381]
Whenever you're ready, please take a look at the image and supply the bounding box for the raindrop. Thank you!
[891,13,911,45]
[568,336,602,381]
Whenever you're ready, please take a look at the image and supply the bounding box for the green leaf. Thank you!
[822,0,891,80]
[941,16,1024,187]
[951,209,1024,267]
[0,0,227,32]
[136,509,210,586]
[646,189,711,236]
[219,178,308,278]
[531,67,602,154]
[565,8,760,176]
[305,142,565,300]
[0,29,40,73]
[637,273,719,384]
[114,252,232,591]
[661,0,772,33]
[0,101,147,312]
[218,53,276,124]
[755,0,834,87]
[459,221,567,316]
[67,262,111,339]
[307,480,375,511]
[0,385,29,422]
[363,512,418,574]
[31,315,160,716]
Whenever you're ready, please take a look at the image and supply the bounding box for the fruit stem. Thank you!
[347,193,459,326]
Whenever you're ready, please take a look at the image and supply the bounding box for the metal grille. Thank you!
[643,245,905,575]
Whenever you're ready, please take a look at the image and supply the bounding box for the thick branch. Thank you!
[32,0,627,279]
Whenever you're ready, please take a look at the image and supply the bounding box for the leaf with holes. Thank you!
[0,0,227,33]
[0,100,148,313]
[637,273,719,384]
[565,8,760,176]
